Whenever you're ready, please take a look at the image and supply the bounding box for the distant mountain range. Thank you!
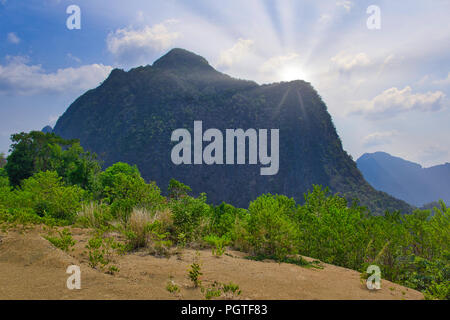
[52,48,412,214]
[357,152,450,207]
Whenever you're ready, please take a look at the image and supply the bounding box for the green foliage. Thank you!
[204,235,230,257]
[188,253,202,288]
[44,228,76,252]
[209,202,246,237]
[168,179,191,200]
[0,130,447,299]
[100,163,163,220]
[201,281,242,300]
[222,282,242,298]
[0,152,6,168]
[0,207,60,228]
[5,131,100,189]
[295,186,370,270]
[201,281,222,300]
[20,171,84,222]
[166,279,180,295]
[85,233,123,272]
[0,168,9,188]
[241,194,299,260]
[170,192,211,242]
[148,230,173,257]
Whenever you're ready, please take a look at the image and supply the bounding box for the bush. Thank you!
[204,235,230,257]
[100,163,163,220]
[209,202,247,237]
[170,193,211,243]
[240,194,299,260]
[85,233,123,272]
[20,171,84,222]
[45,228,76,252]
[168,179,191,200]
[0,168,9,188]
[187,253,202,288]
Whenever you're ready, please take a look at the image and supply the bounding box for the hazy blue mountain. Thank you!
[41,126,53,134]
[357,152,450,206]
[53,48,412,214]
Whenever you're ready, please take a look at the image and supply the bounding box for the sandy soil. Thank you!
[0,227,423,300]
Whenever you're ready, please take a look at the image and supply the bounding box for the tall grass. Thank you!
[76,202,112,228]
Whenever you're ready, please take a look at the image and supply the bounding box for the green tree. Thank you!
[243,194,298,260]
[4,131,100,189]
[0,152,6,168]
[168,179,192,200]
[99,162,163,219]
[20,171,85,222]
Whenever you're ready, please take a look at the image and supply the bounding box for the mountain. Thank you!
[53,48,412,214]
[41,126,53,134]
[357,152,450,207]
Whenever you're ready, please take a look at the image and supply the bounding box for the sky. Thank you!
[0,0,449,167]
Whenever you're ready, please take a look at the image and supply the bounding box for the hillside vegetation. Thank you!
[0,131,448,299]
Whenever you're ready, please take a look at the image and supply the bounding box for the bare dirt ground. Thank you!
[0,226,424,300]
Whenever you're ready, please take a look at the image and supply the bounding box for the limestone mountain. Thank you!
[53,48,411,214]
[357,152,450,207]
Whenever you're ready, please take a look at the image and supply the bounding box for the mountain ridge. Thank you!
[357,151,450,206]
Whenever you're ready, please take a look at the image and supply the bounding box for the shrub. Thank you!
[100,163,163,220]
[170,193,211,243]
[209,202,247,237]
[202,282,222,300]
[201,281,242,300]
[166,279,180,295]
[0,168,9,188]
[85,233,123,271]
[222,282,242,299]
[168,179,191,200]
[188,252,202,288]
[242,194,299,260]
[204,235,230,257]
[20,171,84,222]
[44,228,76,252]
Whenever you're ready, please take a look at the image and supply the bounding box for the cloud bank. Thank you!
[352,86,446,119]
[0,56,112,95]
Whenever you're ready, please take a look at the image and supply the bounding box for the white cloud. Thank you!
[330,52,371,72]
[0,56,112,95]
[336,1,353,12]
[217,38,254,68]
[433,72,450,86]
[107,20,180,66]
[318,14,332,24]
[352,86,446,119]
[7,32,20,44]
[363,131,398,147]
[67,53,81,63]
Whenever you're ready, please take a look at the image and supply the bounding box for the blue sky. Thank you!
[1,0,449,167]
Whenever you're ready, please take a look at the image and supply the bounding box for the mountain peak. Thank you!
[153,48,214,72]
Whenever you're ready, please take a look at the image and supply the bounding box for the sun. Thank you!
[279,65,308,82]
